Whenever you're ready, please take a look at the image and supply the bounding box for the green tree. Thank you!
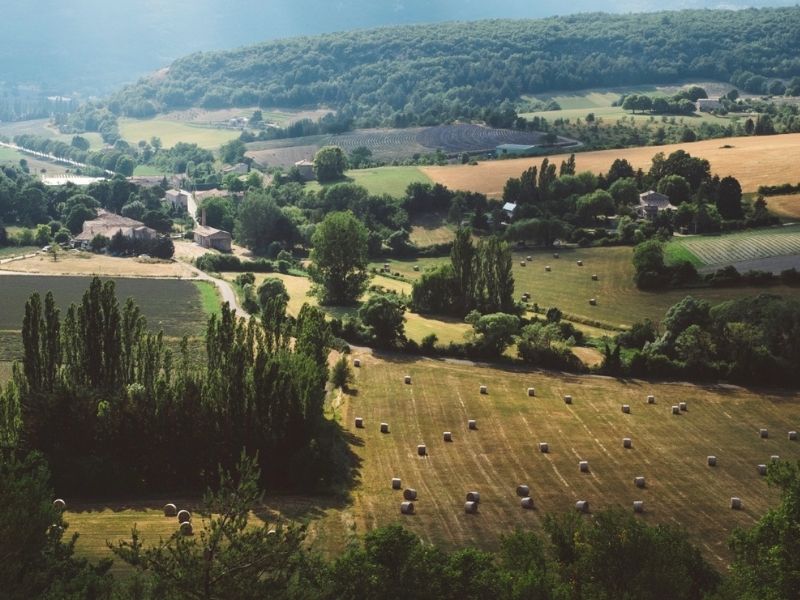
[716,175,743,220]
[235,191,298,255]
[466,311,520,357]
[576,190,615,223]
[114,154,135,176]
[358,293,406,346]
[219,139,247,164]
[256,277,289,314]
[65,204,97,235]
[450,228,475,315]
[675,324,716,367]
[608,177,639,207]
[34,224,51,247]
[330,355,355,390]
[632,240,668,290]
[309,211,370,305]
[313,146,347,182]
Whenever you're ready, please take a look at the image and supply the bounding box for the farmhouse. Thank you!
[164,189,190,209]
[294,159,315,181]
[194,225,232,252]
[502,202,517,218]
[697,98,723,112]
[75,210,157,247]
[637,190,677,220]
[496,143,537,157]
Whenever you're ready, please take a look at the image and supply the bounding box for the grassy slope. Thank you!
[118,118,240,149]
[304,167,431,198]
[667,226,800,267]
[765,193,800,220]
[193,280,222,318]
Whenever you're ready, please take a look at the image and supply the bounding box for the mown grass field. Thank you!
[380,246,800,330]
[668,226,800,268]
[66,355,800,568]
[409,213,456,247]
[223,271,470,345]
[0,118,105,149]
[304,166,431,198]
[422,134,800,197]
[119,117,240,149]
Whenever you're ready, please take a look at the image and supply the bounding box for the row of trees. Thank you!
[0,278,347,494]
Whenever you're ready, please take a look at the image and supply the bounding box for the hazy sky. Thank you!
[0,0,796,93]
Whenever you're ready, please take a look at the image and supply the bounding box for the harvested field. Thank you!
[119,117,240,149]
[669,226,800,268]
[409,213,456,247]
[247,124,574,166]
[766,193,800,220]
[422,134,800,197]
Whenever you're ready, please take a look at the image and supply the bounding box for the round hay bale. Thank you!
[403,488,418,501]
[163,503,177,517]
[592,274,598,281]
[539,442,549,453]
[589,298,597,306]
[468,419,477,430]
[355,417,364,429]
[576,500,589,513]
[553,253,560,259]
[353,358,361,368]
[413,265,420,272]
[391,478,402,490]
[464,501,478,514]
[760,428,769,438]
[417,444,427,456]
[672,405,680,415]
[466,491,481,503]
[527,387,536,397]
[622,404,631,414]
[400,501,415,515]
[730,497,742,510]
[634,476,646,489]
[383,263,390,270]
[520,497,534,510]
[757,464,767,476]
[564,395,573,405]
[53,498,66,511]
[404,375,412,385]
[633,501,644,513]
[579,460,589,473]
[576,260,583,266]
[516,484,530,497]
[708,456,717,467]
[380,423,389,434]
[623,438,632,449]
[789,431,798,441]
[267,529,277,536]
[771,455,780,464]
[479,385,488,395]
[443,431,452,442]
[679,402,687,412]
[177,509,191,524]
[526,255,532,261]
[180,521,193,536]
[545,265,551,272]
[647,395,655,404]
[520,260,526,267]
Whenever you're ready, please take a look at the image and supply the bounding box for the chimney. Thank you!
[201,207,207,227]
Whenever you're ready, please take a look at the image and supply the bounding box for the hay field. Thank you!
[118,117,240,149]
[334,354,800,564]
[0,118,105,150]
[422,134,800,197]
[669,226,800,268]
[409,214,456,247]
[767,194,800,220]
[0,252,190,277]
[380,248,800,330]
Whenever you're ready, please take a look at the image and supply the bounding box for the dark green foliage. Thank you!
[0,452,114,599]
[466,311,520,357]
[313,146,347,182]
[330,355,354,391]
[235,191,298,256]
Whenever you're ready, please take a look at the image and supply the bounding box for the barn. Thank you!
[194,226,232,252]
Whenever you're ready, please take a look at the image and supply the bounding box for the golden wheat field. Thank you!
[421,134,800,197]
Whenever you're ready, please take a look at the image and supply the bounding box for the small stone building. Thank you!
[194,226,232,252]
[637,190,677,220]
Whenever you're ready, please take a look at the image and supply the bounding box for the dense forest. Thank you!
[110,8,800,125]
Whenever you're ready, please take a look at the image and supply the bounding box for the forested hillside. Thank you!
[110,8,800,125]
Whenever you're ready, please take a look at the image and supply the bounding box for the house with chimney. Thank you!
[193,206,232,252]
[637,190,677,220]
